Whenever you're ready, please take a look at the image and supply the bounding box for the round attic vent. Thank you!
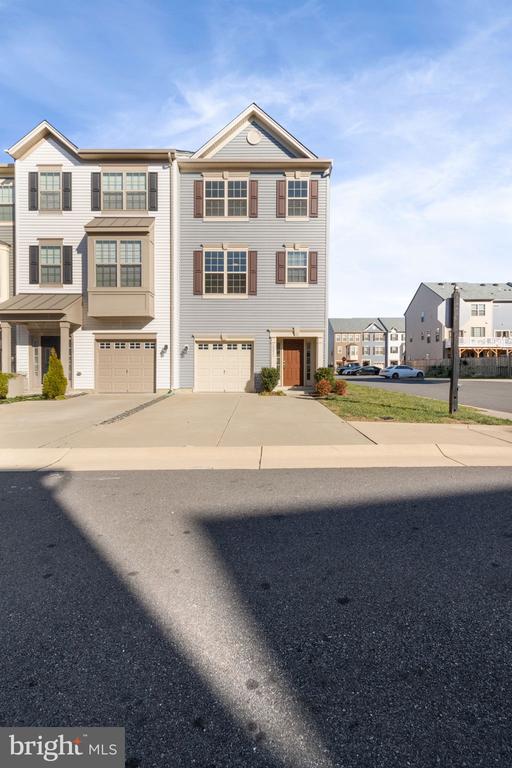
[247,128,262,145]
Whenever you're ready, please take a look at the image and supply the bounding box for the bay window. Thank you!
[95,240,142,288]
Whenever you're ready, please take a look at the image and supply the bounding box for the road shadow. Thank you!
[1,470,512,767]
[0,472,280,768]
[197,481,512,766]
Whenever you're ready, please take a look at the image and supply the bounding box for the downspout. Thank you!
[169,151,180,389]
[324,166,331,367]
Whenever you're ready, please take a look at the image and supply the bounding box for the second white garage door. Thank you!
[195,341,253,392]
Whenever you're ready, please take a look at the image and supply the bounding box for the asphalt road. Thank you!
[2,468,512,767]
[341,375,512,414]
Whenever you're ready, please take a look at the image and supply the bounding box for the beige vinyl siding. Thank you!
[212,121,297,159]
[15,136,171,390]
[178,170,327,388]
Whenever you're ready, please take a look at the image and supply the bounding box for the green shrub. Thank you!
[314,367,335,387]
[316,378,332,396]
[0,373,8,399]
[42,349,67,399]
[260,367,280,392]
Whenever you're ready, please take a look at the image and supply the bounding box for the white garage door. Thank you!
[195,341,253,392]
[96,340,155,393]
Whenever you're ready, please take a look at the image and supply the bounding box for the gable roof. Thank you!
[379,317,405,332]
[423,282,512,301]
[7,121,79,160]
[329,317,387,333]
[329,317,405,333]
[191,103,318,160]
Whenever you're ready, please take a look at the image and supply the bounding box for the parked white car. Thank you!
[380,365,424,380]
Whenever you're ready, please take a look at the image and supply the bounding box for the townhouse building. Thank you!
[405,282,512,363]
[0,104,331,393]
[329,317,405,368]
[0,164,15,371]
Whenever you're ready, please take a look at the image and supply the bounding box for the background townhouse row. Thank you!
[328,317,405,368]
[405,282,512,363]
[0,105,331,393]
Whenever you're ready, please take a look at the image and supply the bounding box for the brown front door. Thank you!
[283,339,304,386]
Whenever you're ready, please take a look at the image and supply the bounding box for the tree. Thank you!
[42,349,67,399]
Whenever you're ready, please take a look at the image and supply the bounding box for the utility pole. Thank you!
[449,285,460,413]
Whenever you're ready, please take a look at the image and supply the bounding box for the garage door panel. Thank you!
[195,341,253,392]
[96,341,155,393]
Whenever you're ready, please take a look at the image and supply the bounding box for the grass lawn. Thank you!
[0,395,45,405]
[320,382,511,425]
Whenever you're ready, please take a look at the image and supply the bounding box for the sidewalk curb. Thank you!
[1,444,512,471]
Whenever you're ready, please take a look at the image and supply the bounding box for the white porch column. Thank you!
[1,321,12,373]
[270,335,277,368]
[316,335,324,370]
[60,321,70,384]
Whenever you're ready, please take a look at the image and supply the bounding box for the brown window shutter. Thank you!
[248,250,257,294]
[249,180,258,218]
[309,179,319,218]
[63,245,73,284]
[275,251,286,284]
[309,251,318,284]
[29,245,39,284]
[276,180,286,217]
[91,172,101,211]
[148,172,158,211]
[29,172,38,211]
[193,250,203,295]
[194,180,203,218]
[62,172,72,211]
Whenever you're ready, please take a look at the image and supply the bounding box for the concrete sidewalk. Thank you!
[1,440,512,471]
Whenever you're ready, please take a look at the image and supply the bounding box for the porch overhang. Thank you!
[0,293,83,326]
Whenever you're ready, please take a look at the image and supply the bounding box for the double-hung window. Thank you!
[102,172,147,210]
[471,327,486,337]
[287,180,308,217]
[204,250,247,294]
[0,179,13,221]
[39,172,61,210]
[95,240,142,288]
[204,180,248,217]
[40,245,62,284]
[471,303,486,316]
[286,250,308,283]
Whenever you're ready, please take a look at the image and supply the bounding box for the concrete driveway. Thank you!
[5,392,369,449]
[0,393,154,448]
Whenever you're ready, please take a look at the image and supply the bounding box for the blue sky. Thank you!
[1,0,512,315]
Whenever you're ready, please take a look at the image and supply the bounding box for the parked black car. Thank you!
[337,363,360,375]
[355,365,381,375]
[342,366,363,375]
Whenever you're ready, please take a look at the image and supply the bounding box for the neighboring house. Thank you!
[329,317,405,368]
[0,164,14,371]
[405,282,512,362]
[0,104,331,392]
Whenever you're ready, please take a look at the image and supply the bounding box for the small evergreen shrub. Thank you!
[42,349,67,399]
[0,373,9,399]
[314,367,335,388]
[316,378,332,396]
[334,379,347,396]
[260,367,280,392]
